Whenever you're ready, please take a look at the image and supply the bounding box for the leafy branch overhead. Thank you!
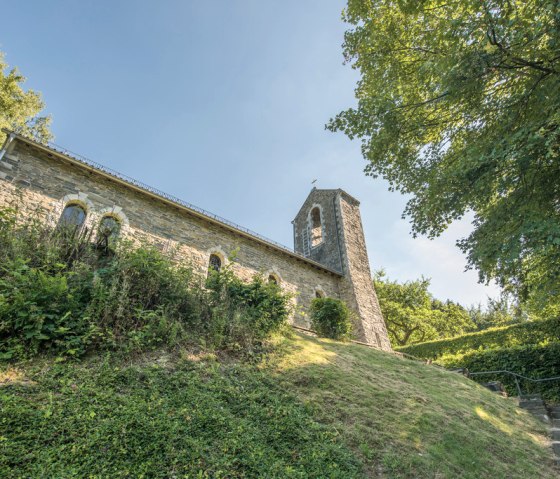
[0,52,52,145]
[329,1,560,308]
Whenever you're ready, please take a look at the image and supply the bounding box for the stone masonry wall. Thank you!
[292,188,392,351]
[293,188,344,273]
[337,194,392,350]
[0,140,341,328]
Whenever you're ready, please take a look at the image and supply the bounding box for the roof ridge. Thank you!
[1,129,342,276]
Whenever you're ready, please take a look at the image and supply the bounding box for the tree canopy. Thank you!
[467,292,526,331]
[0,51,51,146]
[329,1,560,309]
[373,270,474,346]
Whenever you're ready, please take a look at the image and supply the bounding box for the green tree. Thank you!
[373,270,474,346]
[468,292,526,331]
[0,51,51,145]
[329,1,560,311]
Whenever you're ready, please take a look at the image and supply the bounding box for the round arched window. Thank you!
[310,207,323,247]
[315,289,325,299]
[57,204,87,231]
[209,254,222,272]
[268,274,279,285]
[98,216,121,242]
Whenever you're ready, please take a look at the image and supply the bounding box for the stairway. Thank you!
[519,394,550,423]
[518,394,560,467]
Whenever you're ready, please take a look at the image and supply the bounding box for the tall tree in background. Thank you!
[373,271,474,346]
[468,292,525,331]
[329,1,560,310]
[0,51,51,145]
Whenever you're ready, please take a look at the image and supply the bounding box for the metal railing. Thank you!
[45,140,297,253]
[3,130,345,274]
[466,369,560,397]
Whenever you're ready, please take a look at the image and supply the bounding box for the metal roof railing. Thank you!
[46,140,299,253]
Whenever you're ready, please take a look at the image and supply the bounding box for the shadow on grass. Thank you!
[265,332,556,479]
[0,332,555,479]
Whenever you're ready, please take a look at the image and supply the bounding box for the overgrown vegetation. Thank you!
[438,342,560,402]
[0,350,361,478]
[1,333,556,478]
[309,297,352,340]
[0,206,291,360]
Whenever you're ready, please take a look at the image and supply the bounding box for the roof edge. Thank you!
[2,130,342,277]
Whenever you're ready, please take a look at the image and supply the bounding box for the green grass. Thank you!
[1,332,557,478]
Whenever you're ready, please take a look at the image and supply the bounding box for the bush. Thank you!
[309,297,352,340]
[0,206,292,359]
[397,317,560,360]
[205,265,291,350]
[0,259,94,359]
[437,343,560,402]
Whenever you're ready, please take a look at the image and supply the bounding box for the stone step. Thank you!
[553,441,560,456]
[520,403,547,410]
[553,419,560,429]
[531,414,550,423]
[520,398,545,404]
[520,393,542,401]
[549,408,560,420]
[520,404,547,411]
[519,399,545,407]
[527,409,550,422]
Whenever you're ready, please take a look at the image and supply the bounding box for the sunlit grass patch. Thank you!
[0,332,556,478]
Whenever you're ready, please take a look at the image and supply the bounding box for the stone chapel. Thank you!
[0,130,391,350]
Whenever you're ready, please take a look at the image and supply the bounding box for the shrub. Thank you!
[437,343,560,402]
[397,317,560,360]
[0,259,94,359]
[309,297,352,340]
[205,264,292,350]
[0,206,292,359]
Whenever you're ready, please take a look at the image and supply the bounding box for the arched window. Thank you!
[315,289,325,299]
[310,207,323,247]
[209,254,222,272]
[57,204,87,231]
[98,215,121,243]
[268,274,279,285]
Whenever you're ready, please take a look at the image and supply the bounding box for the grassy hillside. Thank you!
[1,332,557,478]
[395,319,560,401]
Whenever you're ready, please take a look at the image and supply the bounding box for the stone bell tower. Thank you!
[293,188,391,350]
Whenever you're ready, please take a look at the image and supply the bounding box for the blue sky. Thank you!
[1,0,499,306]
